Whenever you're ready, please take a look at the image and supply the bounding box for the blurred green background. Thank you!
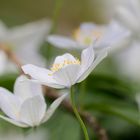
[0,0,140,140]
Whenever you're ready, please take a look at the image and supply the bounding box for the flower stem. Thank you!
[80,80,87,108]
[70,86,90,140]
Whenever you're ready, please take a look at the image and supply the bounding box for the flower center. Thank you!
[73,28,103,46]
[50,58,80,73]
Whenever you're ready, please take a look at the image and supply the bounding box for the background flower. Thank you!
[0,75,67,127]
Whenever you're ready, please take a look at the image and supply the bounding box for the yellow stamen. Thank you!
[49,58,80,75]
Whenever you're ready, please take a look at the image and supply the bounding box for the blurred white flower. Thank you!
[22,46,107,89]
[116,0,140,38]
[0,75,67,127]
[116,42,140,80]
[114,0,140,80]
[0,19,51,67]
[0,50,16,75]
[47,21,129,51]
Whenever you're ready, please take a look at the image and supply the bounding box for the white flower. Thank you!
[114,0,140,80]
[47,21,129,50]
[116,0,140,37]
[0,50,16,75]
[115,42,140,80]
[0,75,67,127]
[0,19,51,66]
[22,46,107,89]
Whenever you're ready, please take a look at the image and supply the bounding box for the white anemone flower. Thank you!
[116,0,140,37]
[116,42,140,80]
[22,46,107,89]
[0,19,51,67]
[0,51,16,75]
[0,75,67,127]
[47,21,129,50]
[114,0,140,80]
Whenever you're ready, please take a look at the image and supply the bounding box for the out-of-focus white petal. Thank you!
[54,53,77,64]
[77,49,107,83]
[0,87,21,120]
[19,95,46,127]
[96,20,130,48]
[121,0,140,19]
[22,64,65,89]
[0,21,7,38]
[47,35,78,49]
[116,42,140,81]
[116,6,140,32]
[42,93,68,123]
[53,64,80,87]
[8,19,51,66]
[0,115,28,127]
[0,51,8,75]
[14,75,43,101]
[80,22,97,30]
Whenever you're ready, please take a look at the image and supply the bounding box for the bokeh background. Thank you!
[0,0,140,140]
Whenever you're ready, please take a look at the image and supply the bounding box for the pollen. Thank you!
[50,58,80,73]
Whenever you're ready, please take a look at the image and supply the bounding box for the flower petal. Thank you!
[116,6,140,32]
[0,20,7,38]
[0,51,8,75]
[0,87,20,120]
[22,64,65,89]
[47,35,78,49]
[14,75,44,101]
[99,21,130,47]
[8,19,51,66]
[19,95,46,127]
[77,49,107,83]
[54,53,77,64]
[0,115,28,128]
[80,46,95,72]
[53,64,80,88]
[41,93,68,123]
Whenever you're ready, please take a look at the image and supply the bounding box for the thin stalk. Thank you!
[70,86,90,140]
[80,80,87,108]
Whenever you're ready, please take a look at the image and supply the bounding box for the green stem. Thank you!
[70,86,90,140]
[80,80,87,108]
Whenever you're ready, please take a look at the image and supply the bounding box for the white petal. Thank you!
[14,75,44,101]
[0,115,28,128]
[8,19,51,45]
[77,49,107,83]
[0,87,21,120]
[116,6,140,32]
[47,35,78,49]
[22,64,65,89]
[41,93,68,123]
[0,20,7,38]
[96,20,130,48]
[0,51,8,75]
[80,22,97,30]
[53,64,80,88]
[19,95,46,127]
[54,53,77,64]
[7,19,51,66]
[80,46,95,72]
